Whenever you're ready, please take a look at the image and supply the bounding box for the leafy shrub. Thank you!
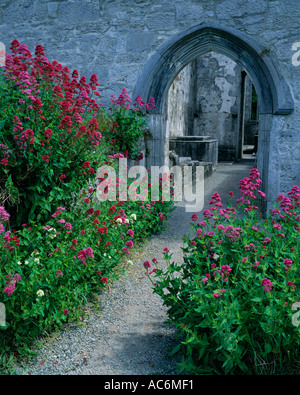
[0,40,106,228]
[0,183,174,359]
[101,88,155,160]
[0,40,173,370]
[146,168,300,374]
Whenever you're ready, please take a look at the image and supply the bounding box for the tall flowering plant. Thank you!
[102,88,155,160]
[145,168,300,374]
[0,40,105,227]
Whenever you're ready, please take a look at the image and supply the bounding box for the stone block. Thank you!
[126,32,155,52]
[58,1,100,23]
[175,5,204,20]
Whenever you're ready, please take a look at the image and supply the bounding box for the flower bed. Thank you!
[145,169,300,374]
[0,40,174,370]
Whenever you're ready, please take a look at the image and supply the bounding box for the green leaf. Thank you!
[250,297,261,302]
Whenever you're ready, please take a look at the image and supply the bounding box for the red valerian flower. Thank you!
[63,309,69,315]
[94,209,101,217]
[101,277,108,283]
[41,155,49,162]
[32,98,43,110]
[44,128,53,139]
[261,278,273,292]
[59,174,66,182]
[143,261,151,269]
[72,69,78,79]
[35,44,45,57]
[82,161,90,169]
[90,73,99,86]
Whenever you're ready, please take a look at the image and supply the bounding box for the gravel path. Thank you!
[12,161,253,375]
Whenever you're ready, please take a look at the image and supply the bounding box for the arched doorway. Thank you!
[133,22,294,212]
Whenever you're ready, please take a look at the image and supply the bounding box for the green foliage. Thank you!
[146,170,300,374]
[101,88,155,160]
[0,40,171,373]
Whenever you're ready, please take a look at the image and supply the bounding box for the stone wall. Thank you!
[0,0,300,208]
[167,62,195,137]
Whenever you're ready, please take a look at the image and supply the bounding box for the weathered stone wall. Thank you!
[193,52,241,161]
[167,61,195,137]
[0,0,299,207]
[167,52,241,161]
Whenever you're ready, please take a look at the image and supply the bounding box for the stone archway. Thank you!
[133,22,294,212]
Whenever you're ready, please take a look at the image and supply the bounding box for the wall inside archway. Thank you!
[167,52,243,161]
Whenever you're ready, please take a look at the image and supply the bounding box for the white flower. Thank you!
[116,218,122,224]
[34,258,40,264]
[36,290,44,297]
[103,253,107,257]
[24,260,29,265]
[47,227,57,239]
[127,260,133,265]
[124,219,129,224]
[31,250,39,257]
[17,261,22,265]
[130,214,137,220]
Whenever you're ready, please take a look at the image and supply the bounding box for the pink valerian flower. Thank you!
[163,247,169,253]
[262,237,271,244]
[223,225,241,242]
[56,270,63,278]
[220,265,232,276]
[213,293,221,299]
[126,230,134,237]
[0,206,10,222]
[3,273,21,296]
[3,284,15,296]
[196,229,203,238]
[143,261,151,269]
[288,186,300,202]
[202,277,209,284]
[44,128,53,139]
[64,222,72,231]
[125,240,133,248]
[78,247,94,263]
[261,278,273,292]
[21,128,35,144]
[191,213,198,221]
[122,247,130,254]
[287,281,296,289]
[203,209,213,219]
[284,258,293,271]
[209,192,221,205]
